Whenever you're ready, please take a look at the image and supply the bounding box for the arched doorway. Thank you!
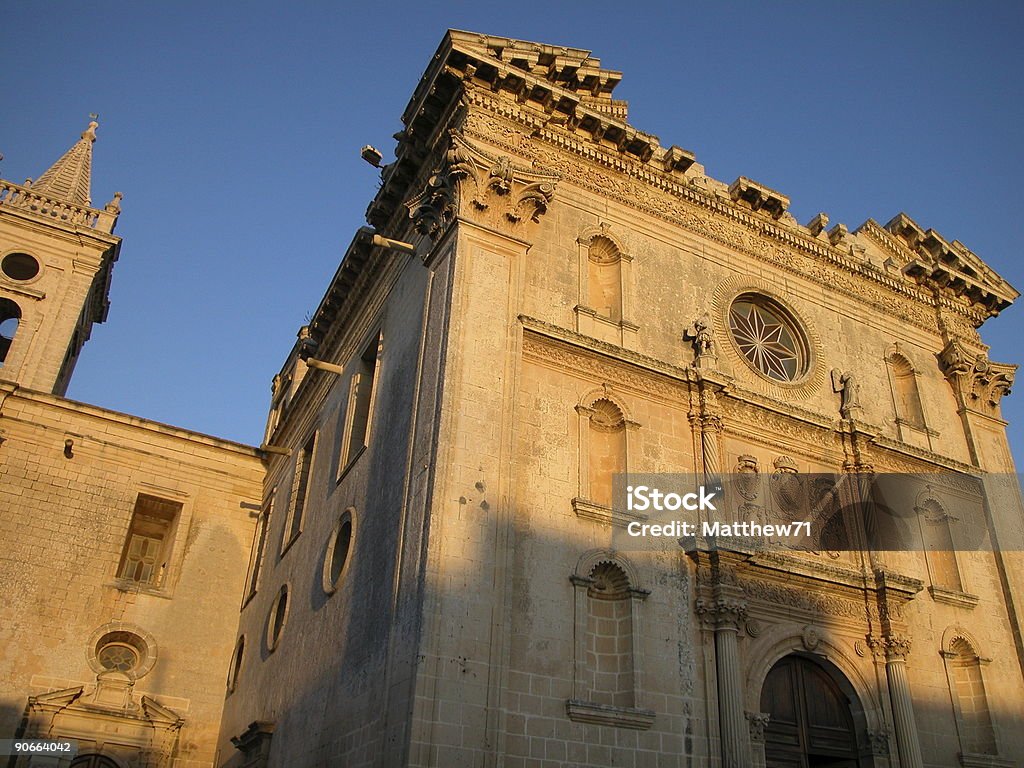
[70,755,120,768]
[760,654,863,767]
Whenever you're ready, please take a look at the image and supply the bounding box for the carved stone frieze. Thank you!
[736,576,870,621]
[726,405,837,459]
[521,323,692,401]
[461,95,947,334]
[406,131,558,243]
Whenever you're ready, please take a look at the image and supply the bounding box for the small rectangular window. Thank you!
[244,490,274,603]
[283,433,316,550]
[339,334,381,476]
[117,494,182,587]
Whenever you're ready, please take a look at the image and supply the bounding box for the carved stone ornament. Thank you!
[801,625,821,651]
[406,131,558,243]
[462,101,944,335]
[770,457,804,518]
[736,455,760,501]
[867,633,912,661]
[938,339,1016,415]
[695,597,748,629]
[745,711,771,742]
[863,729,890,756]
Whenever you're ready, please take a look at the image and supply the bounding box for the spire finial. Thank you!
[32,117,98,206]
[82,113,99,142]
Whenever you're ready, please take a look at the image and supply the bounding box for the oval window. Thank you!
[2,252,40,281]
[267,585,289,651]
[323,509,355,594]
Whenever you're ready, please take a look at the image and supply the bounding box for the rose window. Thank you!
[729,296,807,382]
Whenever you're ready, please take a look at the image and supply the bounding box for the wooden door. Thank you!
[760,655,862,768]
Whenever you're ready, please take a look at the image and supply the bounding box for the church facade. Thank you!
[217,31,1024,768]
[2,29,1023,768]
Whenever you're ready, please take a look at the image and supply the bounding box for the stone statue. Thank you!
[685,314,716,368]
[831,369,862,417]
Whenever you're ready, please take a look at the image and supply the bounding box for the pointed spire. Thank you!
[31,118,98,206]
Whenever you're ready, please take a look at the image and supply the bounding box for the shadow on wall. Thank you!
[219,483,1024,767]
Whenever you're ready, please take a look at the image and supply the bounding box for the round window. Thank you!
[89,628,154,679]
[267,585,289,651]
[97,642,140,673]
[323,510,355,594]
[728,295,808,382]
[2,253,40,282]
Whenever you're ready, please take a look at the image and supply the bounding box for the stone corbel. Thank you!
[938,340,1016,415]
[728,176,790,220]
[406,132,558,244]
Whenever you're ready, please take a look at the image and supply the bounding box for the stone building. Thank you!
[217,30,1024,768]
[3,29,1023,768]
[0,124,264,766]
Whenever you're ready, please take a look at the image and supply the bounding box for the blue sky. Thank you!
[3,2,1023,463]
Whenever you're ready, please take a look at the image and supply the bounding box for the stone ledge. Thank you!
[929,586,979,610]
[565,699,656,730]
[959,753,1015,768]
[572,497,646,528]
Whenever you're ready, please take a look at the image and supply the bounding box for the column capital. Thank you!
[696,597,748,630]
[868,633,912,661]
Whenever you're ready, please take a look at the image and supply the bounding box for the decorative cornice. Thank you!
[520,317,694,401]
[460,98,990,336]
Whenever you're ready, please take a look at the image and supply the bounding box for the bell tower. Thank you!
[0,119,122,395]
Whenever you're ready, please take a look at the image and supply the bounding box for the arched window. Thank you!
[0,298,21,365]
[944,635,998,756]
[587,237,622,321]
[587,398,626,508]
[887,351,926,430]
